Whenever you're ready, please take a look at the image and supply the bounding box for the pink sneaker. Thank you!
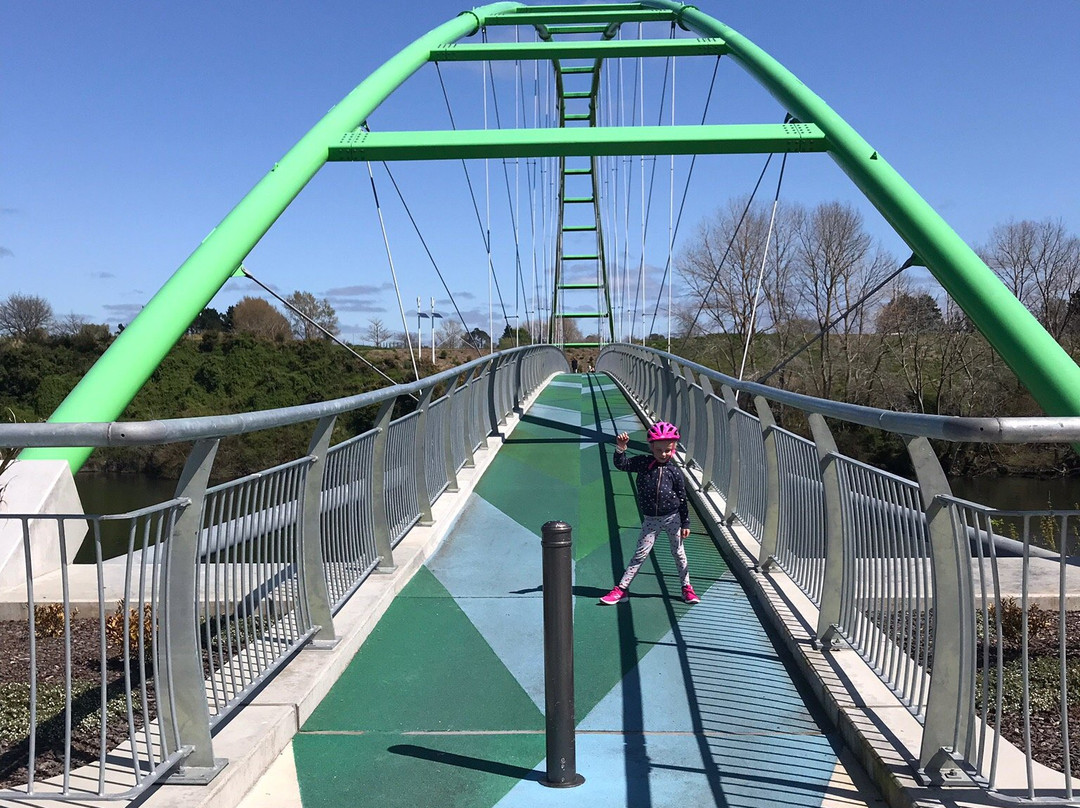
[599,586,628,605]
[682,584,700,604]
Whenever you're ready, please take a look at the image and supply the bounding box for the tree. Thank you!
[437,320,464,349]
[54,312,90,337]
[227,296,292,341]
[466,328,491,350]
[366,318,390,347]
[0,293,53,340]
[978,218,1080,341]
[284,291,340,341]
[188,307,225,334]
[876,293,944,334]
[788,201,894,401]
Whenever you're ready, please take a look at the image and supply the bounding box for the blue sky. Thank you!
[3,0,1078,341]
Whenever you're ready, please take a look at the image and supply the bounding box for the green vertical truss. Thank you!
[546,21,616,348]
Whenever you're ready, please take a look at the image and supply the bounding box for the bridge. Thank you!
[1,2,1078,807]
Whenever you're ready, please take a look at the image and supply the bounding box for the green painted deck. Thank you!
[289,374,868,807]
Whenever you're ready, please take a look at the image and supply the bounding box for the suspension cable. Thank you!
[737,153,788,380]
[755,253,918,385]
[630,22,676,341]
[240,266,415,396]
[673,152,775,356]
[646,56,722,339]
[377,161,482,358]
[365,161,420,382]
[487,51,531,343]
[434,62,512,347]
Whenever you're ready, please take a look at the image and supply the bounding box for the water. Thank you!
[949,475,1080,512]
[73,472,178,562]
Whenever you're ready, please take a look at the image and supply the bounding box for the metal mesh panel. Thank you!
[0,505,187,801]
[834,457,931,720]
[449,385,468,472]
[731,409,766,540]
[385,412,421,547]
[198,457,317,727]
[711,395,733,496]
[944,498,1078,801]
[321,430,379,611]
[773,428,826,603]
[425,398,451,504]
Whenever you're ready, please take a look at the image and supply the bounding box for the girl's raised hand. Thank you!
[615,432,630,450]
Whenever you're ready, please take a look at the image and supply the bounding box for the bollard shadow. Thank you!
[387,744,544,782]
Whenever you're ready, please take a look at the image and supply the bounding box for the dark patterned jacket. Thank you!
[612,450,689,530]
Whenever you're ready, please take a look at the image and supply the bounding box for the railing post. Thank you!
[460,372,477,468]
[413,386,435,526]
[160,438,225,782]
[301,416,338,647]
[906,436,974,785]
[720,385,741,524]
[443,380,460,492]
[807,414,845,650]
[487,356,504,434]
[513,348,525,414]
[659,355,676,420]
[753,396,781,571]
[370,397,397,573]
[698,375,717,491]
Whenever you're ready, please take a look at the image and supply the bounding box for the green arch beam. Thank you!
[25,0,1080,473]
[21,1,524,471]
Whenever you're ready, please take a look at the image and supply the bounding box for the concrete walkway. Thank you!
[237,374,882,808]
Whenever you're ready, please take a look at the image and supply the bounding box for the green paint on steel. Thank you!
[293,732,546,808]
[303,566,544,733]
[22,1,524,471]
[487,8,675,24]
[644,0,1080,417]
[328,123,827,162]
[431,36,732,61]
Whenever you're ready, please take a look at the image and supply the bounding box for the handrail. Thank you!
[0,346,560,448]
[602,343,1080,443]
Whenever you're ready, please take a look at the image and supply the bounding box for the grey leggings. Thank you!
[618,512,689,590]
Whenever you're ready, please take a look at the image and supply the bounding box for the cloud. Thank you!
[325,283,393,297]
[0,247,12,259]
[103,303,144,320]
[332,299,388,314]
[0,207,17,216]
[91,271,115,279]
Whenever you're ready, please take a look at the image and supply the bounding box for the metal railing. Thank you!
[0,345,565,801]
[599,343,1080,804]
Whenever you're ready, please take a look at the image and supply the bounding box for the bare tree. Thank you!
[365,318,390,347]
[789,201,894,401]
[437,319,464,349]
[284,290,340,340]
[54,312,91,337]
[978,218,1080,341]
[227,297,292,341]
[0,293,53,340]
[676,196,798,374]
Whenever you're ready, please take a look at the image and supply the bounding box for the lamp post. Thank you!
[430,297,443,362]
[415,296,428,363]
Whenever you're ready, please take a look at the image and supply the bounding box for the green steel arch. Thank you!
[25,1,1080,471]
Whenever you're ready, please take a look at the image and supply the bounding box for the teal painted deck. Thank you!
[290,374,867,807]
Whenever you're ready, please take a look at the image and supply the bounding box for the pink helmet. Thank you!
[647,421,680,442]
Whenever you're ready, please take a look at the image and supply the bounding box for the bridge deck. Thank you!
[260,374,877,807]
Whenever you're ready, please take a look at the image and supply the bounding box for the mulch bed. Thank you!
[0,618,157,791]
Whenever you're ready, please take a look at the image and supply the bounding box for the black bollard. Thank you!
[539,520,585,788]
